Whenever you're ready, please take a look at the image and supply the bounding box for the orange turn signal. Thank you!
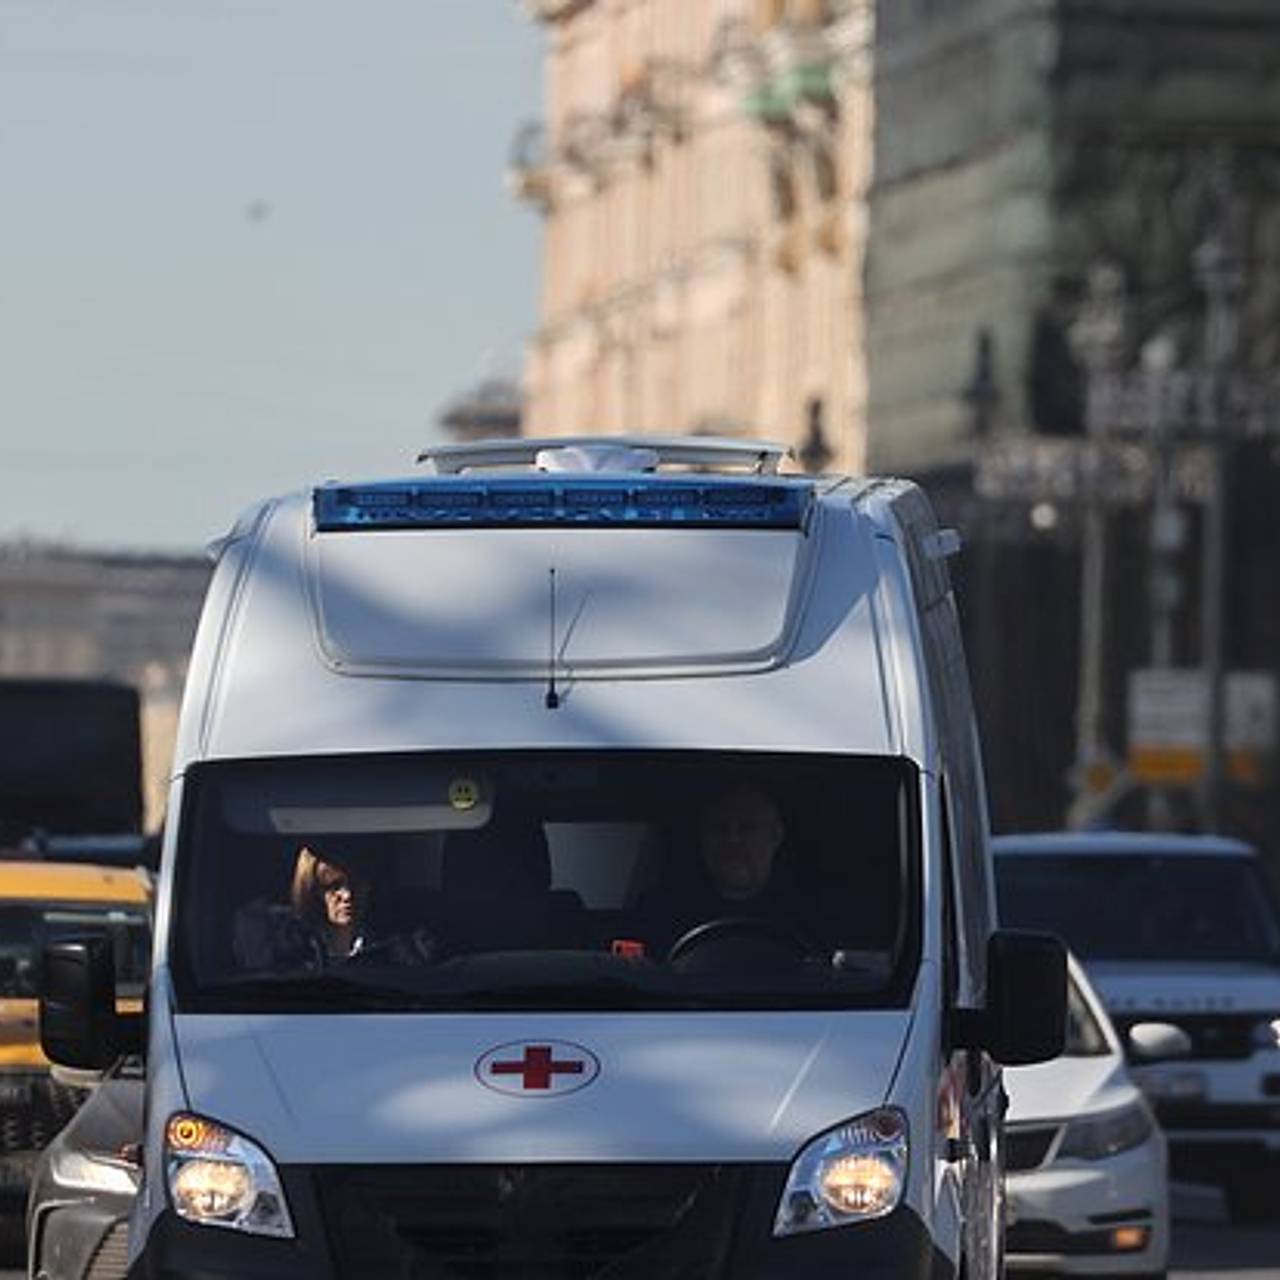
[166,1114,230,1155]
[1110,1225,1149,1253]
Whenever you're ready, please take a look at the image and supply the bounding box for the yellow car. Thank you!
[0,861,150,1203]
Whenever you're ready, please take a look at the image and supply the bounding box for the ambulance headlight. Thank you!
[774,1108,908,1236]
[165,1113,294,1239]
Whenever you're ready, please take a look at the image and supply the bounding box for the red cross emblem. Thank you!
[475,1040,599,1097]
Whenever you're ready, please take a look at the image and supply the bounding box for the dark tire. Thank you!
[0,1211,25,1268]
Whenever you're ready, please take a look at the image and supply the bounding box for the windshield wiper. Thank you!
[194,972,427,1010]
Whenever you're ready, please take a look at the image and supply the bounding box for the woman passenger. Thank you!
[290,846,370,960]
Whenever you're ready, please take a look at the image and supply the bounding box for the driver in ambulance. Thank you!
[698,785,786,903]
[635,785,818,960]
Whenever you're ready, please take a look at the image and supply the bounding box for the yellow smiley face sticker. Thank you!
[448,777,480,812]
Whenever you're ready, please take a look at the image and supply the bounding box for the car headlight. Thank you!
[164,1113,294,1239]
[50,1149,140,1196]
[1056,1101,1153,1162]
[774,1108,908,1237]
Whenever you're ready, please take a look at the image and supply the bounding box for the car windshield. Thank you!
[0,901,150,999]
[174,751,919,1013]
[996,852,1280,964]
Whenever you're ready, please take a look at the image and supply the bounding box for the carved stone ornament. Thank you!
[1056,142,1279,375]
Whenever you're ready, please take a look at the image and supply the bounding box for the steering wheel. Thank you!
[666,916,818,966]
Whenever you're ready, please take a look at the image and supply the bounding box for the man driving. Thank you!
[698,785,785,903]
[635,785,817,960]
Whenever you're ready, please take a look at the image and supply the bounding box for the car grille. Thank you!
[314,1164,749,1280]
[86,1221,130,1280]
[0,1077,87,1153]
[1005,1125,1059,1172]
[1155,1101,1280,1131]
[1114,1013,1257,1062]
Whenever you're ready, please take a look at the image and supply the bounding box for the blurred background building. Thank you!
[871,0,1280,844]
[8,0,1279,851]
[870,0,1280,471]
[512,0,872,474]
[0,545,209,830]
[513,0,1280,849]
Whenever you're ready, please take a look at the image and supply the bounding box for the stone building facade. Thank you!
[870,0,1280,836]
[514,0,872,473]
[0,545,210,830]
[870,0,1280,474]
[511,0,1280,835]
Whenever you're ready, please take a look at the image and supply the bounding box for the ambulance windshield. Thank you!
[173,751,919,1013]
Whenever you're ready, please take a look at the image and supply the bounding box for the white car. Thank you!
[1004,956,1170,1278]
[996,831,1280,1224]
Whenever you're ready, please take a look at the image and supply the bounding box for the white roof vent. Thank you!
[533,443,661,474]
[417,435,790,475]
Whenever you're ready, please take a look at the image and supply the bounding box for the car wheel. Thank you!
[0,1213,23,1268]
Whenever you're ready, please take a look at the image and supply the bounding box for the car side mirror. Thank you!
[40,939,123,1071]
[952,930,1067,1066]
[1128,1021,1192,1062]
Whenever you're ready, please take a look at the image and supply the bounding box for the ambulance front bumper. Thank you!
[128,1163,957,1279]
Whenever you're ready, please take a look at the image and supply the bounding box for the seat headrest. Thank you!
[442,815,551,898]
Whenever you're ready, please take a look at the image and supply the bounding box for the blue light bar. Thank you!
[313,477,813,532]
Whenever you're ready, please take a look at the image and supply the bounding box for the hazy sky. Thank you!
[0,0,543,551]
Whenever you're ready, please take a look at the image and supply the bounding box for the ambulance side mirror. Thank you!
[951,930,1067,1066]
[985,930,1068,1065]
[40,939,125,1071]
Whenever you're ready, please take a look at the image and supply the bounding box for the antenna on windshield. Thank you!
[545,567,561,710]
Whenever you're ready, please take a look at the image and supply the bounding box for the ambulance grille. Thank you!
[315,1163,750,1279]
[85,1221,130,1280]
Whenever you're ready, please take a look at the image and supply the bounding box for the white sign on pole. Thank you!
[1227,672,1278,751]
[1127,668,1277,785]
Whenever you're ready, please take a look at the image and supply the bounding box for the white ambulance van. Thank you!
[40,438,1065,1279]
